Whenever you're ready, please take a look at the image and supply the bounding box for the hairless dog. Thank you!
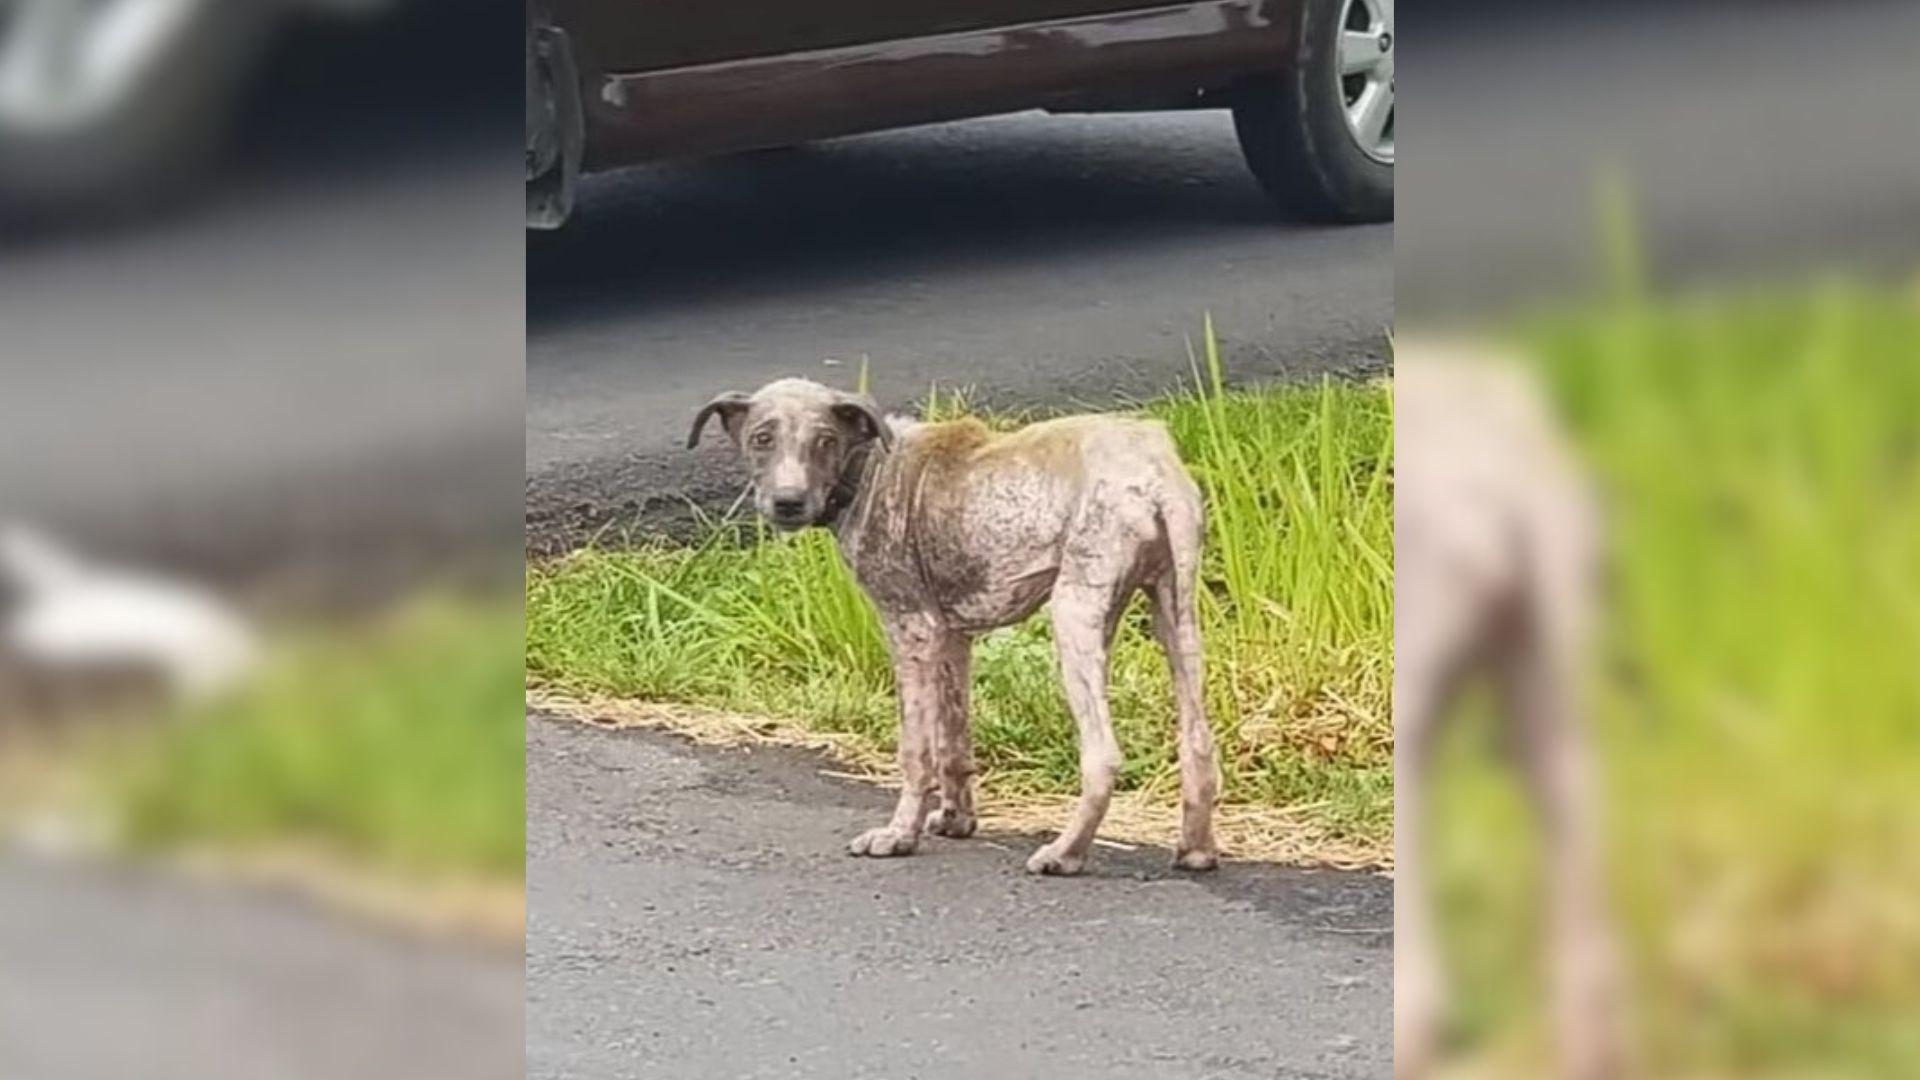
[1395,342,1625,1080]
[690,378,1218,876]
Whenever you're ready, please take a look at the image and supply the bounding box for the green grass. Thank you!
[109,595,526,878]
[527,326,1394,856]
[1433,280,1920,1076]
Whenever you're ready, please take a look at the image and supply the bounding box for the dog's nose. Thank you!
[771,496,806,520]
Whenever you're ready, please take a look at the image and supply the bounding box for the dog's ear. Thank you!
[831,393,893,451]
[687,392,752,449]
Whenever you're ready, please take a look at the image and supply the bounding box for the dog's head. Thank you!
[686,378,893,529]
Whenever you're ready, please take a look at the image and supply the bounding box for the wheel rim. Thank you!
[0,0,209,133]
[1336,0,1394,164]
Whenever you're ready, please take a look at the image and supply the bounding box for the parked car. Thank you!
[526,0,1394,229]
[0,0,395,216]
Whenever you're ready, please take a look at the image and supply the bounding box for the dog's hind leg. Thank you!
[1150,497,1218,870]
[1027,579,1125,876]
[1500,604,1624,1080]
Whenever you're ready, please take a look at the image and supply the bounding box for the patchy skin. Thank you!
[1395,342,1625,1080]
[691,381,1218,876]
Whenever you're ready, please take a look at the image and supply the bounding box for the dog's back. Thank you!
[871,414,1198,628]
[911,413,1190,504]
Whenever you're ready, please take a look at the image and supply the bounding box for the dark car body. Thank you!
[561,0,1290,160]
[526,0,1333,228]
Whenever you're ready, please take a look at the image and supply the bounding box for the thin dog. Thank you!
[689,379,1218,876]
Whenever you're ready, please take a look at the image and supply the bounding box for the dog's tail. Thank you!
[1155,473,1207,620]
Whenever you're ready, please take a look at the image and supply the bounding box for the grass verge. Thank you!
[104,595,526,882]
[1435,280,1920,1077]
[527,329,1394,866]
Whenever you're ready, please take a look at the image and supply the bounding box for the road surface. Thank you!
[1398,0,1920,315]
[0,8,523,584]
[526,712,1393,1080]
[0,854,523,1080]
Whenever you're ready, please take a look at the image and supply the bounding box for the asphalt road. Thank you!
[0,163,523,593]
[526,713,1393,1080]
[0,9,524,587]
[1398,0,1920,315]
[0,854,523,1080]
[525,112,1394,549]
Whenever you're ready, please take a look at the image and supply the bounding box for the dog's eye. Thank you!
[749,430,774,449]
[815,432,839,451]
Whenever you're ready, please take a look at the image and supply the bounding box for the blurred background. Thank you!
[1398,1,1920,1077]
[0,2,524,1079]
[8,0,1920,1076]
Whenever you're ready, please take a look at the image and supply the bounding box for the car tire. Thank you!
[1231,0,1393,223]
[0,1,268,222]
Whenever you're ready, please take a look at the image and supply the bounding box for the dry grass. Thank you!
[530,687,1389,871]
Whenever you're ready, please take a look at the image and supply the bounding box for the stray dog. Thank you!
[1395,342,1624,1080]
[689,378,1218,875]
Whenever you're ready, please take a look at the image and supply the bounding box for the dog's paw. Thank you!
[1024,842,1087,877]
[847,826,918,858]
[927,806,977,839]
[1172,847,1220,872]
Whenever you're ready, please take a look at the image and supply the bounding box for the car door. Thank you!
[551,0,1180,75]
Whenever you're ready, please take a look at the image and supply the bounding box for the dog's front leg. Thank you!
[1393,654,1444,1080]
[926,632,977,838]
[848,614,943,858]
[1394,547,1472,1080]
